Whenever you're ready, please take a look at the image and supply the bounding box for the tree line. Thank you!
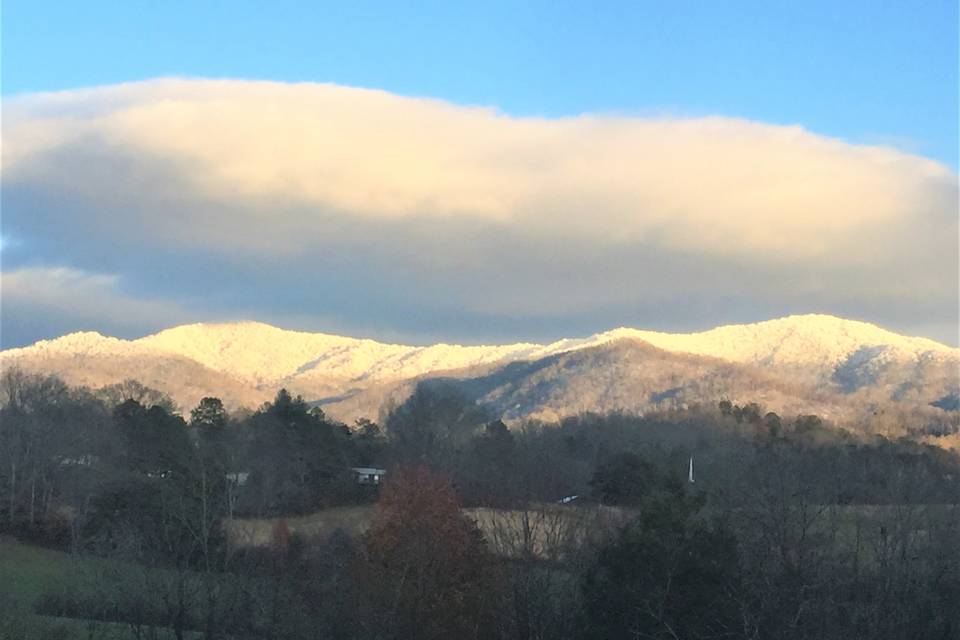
[1,368,959,639]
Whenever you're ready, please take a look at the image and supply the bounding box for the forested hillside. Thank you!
[2,368,958,639]
[3,315,957,440]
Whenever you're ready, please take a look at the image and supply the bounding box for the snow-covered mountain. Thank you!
[2,314,956,423]
[597,315,953,369]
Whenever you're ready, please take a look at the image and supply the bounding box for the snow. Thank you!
[585,315,954,368]
[3,314,955,384]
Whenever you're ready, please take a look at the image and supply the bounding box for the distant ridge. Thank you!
[6,314,953,382]
[2,315,956,425]
[597,315,954,368]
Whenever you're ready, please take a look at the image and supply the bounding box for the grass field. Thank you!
[6,502,952,638]
[0,537,198,639]
[225,504,375,546]
[225,503,633,560]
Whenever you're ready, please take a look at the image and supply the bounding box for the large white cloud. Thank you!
[1,78,957,345]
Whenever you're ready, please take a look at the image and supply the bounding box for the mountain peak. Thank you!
[17,330,112,351]
[0,330,161,362]
[607,314,953,368]
[134,321,370,382]
[3,314,955,386]
[2,314,956,421]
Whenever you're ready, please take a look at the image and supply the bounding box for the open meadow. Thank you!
[0,537,204,639]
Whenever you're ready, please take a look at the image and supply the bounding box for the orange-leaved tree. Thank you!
[357,465,504,640]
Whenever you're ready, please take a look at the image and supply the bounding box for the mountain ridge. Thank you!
[3,314,956,426]
[6,314,955,381]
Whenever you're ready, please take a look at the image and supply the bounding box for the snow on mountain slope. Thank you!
[1,331,164,360]
[586,315,954,370]
[136,322,394,382]
[134,321,549,383]
[3,315,955,393]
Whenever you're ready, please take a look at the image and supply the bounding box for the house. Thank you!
[226,471,250,486]
[351,467,386,485]
[59,455,98,467]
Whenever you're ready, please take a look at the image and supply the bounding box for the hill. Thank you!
[2,315,956,429]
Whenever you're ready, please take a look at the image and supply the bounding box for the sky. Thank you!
[2,1,958,348]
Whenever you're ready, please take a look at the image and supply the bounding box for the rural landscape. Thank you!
[1,314,959,638]
[2,2,958,639]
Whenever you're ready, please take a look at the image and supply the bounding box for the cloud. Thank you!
[1,78,957,346]
[0,267,196,347]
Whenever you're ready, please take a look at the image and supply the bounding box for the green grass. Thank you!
[0,537,198,639]
[0,536,72,606]
[0,537,110,638]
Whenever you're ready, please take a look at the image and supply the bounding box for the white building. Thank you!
[351,467,386,485]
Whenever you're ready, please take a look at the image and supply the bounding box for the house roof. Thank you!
[351,467,386,475]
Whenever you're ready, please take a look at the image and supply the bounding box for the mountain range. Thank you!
[2,315,957,432]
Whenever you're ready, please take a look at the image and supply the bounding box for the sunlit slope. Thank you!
[592,315,953,370]
[135,321,545,383]
[2,315,956,421]
[423,337,957,426]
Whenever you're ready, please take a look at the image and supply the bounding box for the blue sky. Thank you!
[1,2,958,348]
[4,0,958,167]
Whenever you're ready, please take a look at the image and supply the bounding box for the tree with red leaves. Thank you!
[357,466,504,640]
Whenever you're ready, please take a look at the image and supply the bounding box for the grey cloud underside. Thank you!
[1,80,957,348]
[4,168,956,348]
